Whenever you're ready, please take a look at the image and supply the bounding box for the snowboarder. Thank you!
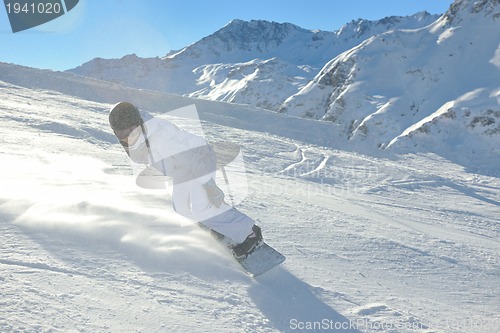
[109,101,262,258]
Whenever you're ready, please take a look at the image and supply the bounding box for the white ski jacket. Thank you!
[126,114,216,185]
[123,112,254,243]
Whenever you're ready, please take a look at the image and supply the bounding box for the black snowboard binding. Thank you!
[231,225,263,260]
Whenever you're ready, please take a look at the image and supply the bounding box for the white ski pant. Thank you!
[172,179,254,244]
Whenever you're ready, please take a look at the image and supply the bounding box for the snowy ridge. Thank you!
[281,0,500,164]
[1,61,499,332]
[68,13,438,110]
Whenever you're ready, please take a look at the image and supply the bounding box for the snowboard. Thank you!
[203,226,285,277]
[235,241,286,277]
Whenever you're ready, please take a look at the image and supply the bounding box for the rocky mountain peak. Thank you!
[442,0,500,25]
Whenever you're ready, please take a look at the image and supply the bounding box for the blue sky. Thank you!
[0,0,453,71]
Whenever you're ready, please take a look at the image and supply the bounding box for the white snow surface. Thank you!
[0,61,499,333]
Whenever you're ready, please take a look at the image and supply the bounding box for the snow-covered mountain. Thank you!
[68,12,438,110]
[66,0,499,166]
[281,0,500,158]
[64,0,500,168]
[1,2,498,331]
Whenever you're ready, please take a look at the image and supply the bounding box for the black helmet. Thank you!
[109,102,143,131]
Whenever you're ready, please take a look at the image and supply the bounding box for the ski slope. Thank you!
[0,69,499,332]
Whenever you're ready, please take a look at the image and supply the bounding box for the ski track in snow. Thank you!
[0,78,498,333]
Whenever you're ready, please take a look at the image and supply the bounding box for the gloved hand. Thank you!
[203,178,225,208]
